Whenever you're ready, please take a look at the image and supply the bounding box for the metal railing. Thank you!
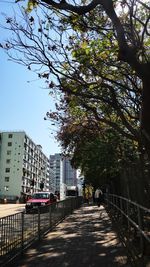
[0,197,82,267]
[105,194,150,262]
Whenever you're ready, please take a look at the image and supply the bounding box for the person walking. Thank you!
[94,188,103,207]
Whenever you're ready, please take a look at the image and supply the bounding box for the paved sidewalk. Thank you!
[12,205,131,267]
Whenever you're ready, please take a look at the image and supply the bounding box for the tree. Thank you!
[56,107,147,202]
[22,0,149,151]
[1,1,149,150]
[1,0,150,203]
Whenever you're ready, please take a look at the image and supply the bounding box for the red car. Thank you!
[25,191,57,213]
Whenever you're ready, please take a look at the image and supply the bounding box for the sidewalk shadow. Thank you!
[12,205,131,267]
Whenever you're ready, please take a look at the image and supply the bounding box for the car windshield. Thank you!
[32,193,49,199]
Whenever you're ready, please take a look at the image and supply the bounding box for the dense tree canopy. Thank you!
[1,0,150,202]
[1,0,149,151]
[22,0,150,151]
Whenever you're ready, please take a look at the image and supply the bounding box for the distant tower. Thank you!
[49,153,61,193]
[61,156,77,186]
[49,167,55,192]
[49,154,77,200]
[60,156,77,200]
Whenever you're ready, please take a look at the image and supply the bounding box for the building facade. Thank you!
[50,153,77,200]
[49,167,55,193]
[60,156,77,200]
[0,131,50,202]
[49,153,61,194]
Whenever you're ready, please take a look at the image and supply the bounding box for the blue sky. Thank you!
[0,0,61,157]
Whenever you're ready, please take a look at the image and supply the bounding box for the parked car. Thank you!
[25,191,57,213]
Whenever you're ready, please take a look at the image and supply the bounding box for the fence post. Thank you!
[49,205,52,229]
[21,212,24,254]
[63,201,65,218]
[105,193,108,206]
[126,200,130,229]
[120,198,123,223]
[38,208,41,241]
[71,198,73,213]
[137,206,144,255]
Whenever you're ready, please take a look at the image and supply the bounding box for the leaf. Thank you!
[99,51,108,60]
[25,1,34,13]
[25,0,38,13]
[81,41,88,49]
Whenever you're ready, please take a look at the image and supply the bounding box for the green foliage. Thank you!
[72,136,120,187]
[24,0,38,13]
[2,0,150,197]
[69,125,138,188]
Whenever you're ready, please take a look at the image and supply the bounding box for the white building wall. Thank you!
[0,131,50,201]
[0,132,25,198]
[60,159,66,200]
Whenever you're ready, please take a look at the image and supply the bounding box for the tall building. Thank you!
[60,156,77,199]
[49,153,77,200]
[49,153,61,193]
[0,131,50,202]
[60,156,77,186]
[49,167,55,192]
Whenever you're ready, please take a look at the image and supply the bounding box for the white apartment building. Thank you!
[0,131,50,202]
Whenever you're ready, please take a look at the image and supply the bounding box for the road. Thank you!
[0,204,25,218]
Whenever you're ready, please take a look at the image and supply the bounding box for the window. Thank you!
[8,134,13,138]
[8,142,12,146]
[5,168,10,173]
[5,177,9,182]
[6,159,11,164]
[7,150,11,155]
[4,186,9,191]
